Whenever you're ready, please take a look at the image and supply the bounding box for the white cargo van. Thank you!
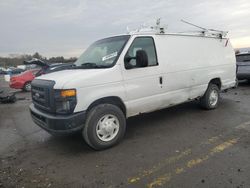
[30,25,236,150]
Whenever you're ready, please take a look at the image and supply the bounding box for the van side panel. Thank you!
[154,35,236,107]
[73,34,236,117]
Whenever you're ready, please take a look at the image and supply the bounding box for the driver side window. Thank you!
[125,37,158,69]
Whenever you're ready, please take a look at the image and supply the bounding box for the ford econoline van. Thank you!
[29,26,236,150]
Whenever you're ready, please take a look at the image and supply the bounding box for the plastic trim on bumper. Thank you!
[29,104,86,134]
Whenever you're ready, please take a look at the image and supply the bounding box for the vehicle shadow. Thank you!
[40,132,93,154]
[39,101,202,154]
[125,101,201,138]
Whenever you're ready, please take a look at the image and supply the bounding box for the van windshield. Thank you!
[74,35,130,69]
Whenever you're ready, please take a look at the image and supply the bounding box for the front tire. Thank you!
[200,84,220,110]
[83,104,126,150]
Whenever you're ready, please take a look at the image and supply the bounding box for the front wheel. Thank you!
[200,84,220,110]
[83,104,126,150]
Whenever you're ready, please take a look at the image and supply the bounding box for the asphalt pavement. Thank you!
[0,75,250,188]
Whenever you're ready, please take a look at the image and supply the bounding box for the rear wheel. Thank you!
[200,84,220,110]
[83,104,126,150]
[23,82,31,92]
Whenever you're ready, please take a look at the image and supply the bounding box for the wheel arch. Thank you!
[208,78,222,90]
[86,96,127,117]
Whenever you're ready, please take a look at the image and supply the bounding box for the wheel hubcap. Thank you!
[26,83,31,91]
[96,114,119,142]
[209,90,218,106]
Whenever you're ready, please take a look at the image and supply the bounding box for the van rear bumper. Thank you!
[29,104,86,135]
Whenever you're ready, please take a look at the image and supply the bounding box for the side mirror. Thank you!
[124,50,148,69]
[124,56,135,69]
[136,50,148,67]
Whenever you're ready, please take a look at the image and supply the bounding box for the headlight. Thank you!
[54,89,77,114]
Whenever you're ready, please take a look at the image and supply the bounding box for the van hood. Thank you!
[36,66,122,89]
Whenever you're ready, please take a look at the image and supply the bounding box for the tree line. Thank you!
[0,52,77,67]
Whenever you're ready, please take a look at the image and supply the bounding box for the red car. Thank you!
[9,59,74,92]
[9,69,40,91]
[9,59,49,92]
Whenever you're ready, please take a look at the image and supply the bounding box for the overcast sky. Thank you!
[0,0,250,58]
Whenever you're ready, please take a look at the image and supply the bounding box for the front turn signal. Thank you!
[60,89,76,97]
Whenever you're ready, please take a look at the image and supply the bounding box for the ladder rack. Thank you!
[127,19,228,39]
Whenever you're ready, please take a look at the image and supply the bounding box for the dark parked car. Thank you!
[41,62,74,75]
[0,69,7,75]
[24,59,74,76]
[236,52,250,82]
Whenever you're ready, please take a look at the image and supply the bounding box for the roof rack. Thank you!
[127,18,167,35]
[127,19,228,39]
[180,19,228,39]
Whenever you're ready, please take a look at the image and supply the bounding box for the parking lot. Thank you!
[0,75,250,188]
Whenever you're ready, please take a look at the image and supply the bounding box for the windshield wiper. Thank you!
[73,62,108,69]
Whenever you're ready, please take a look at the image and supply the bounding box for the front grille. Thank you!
[31,79,55,113]
[32,85,47,106]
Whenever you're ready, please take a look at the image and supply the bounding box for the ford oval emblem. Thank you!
[35,93,40,98]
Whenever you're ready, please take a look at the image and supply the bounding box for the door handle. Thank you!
[159,76,163,85]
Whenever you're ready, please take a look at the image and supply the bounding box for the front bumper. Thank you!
[29,104,86,134]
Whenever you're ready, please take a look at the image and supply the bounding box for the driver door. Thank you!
[121,37,163,117]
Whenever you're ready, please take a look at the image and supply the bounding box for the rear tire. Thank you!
[83,104,126,150]
[23,82,31,92]
[200,84,220,110]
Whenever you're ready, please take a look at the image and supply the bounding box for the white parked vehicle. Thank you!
[30,22,236,150]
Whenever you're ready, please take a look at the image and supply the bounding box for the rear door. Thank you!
[121,36,163,117]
